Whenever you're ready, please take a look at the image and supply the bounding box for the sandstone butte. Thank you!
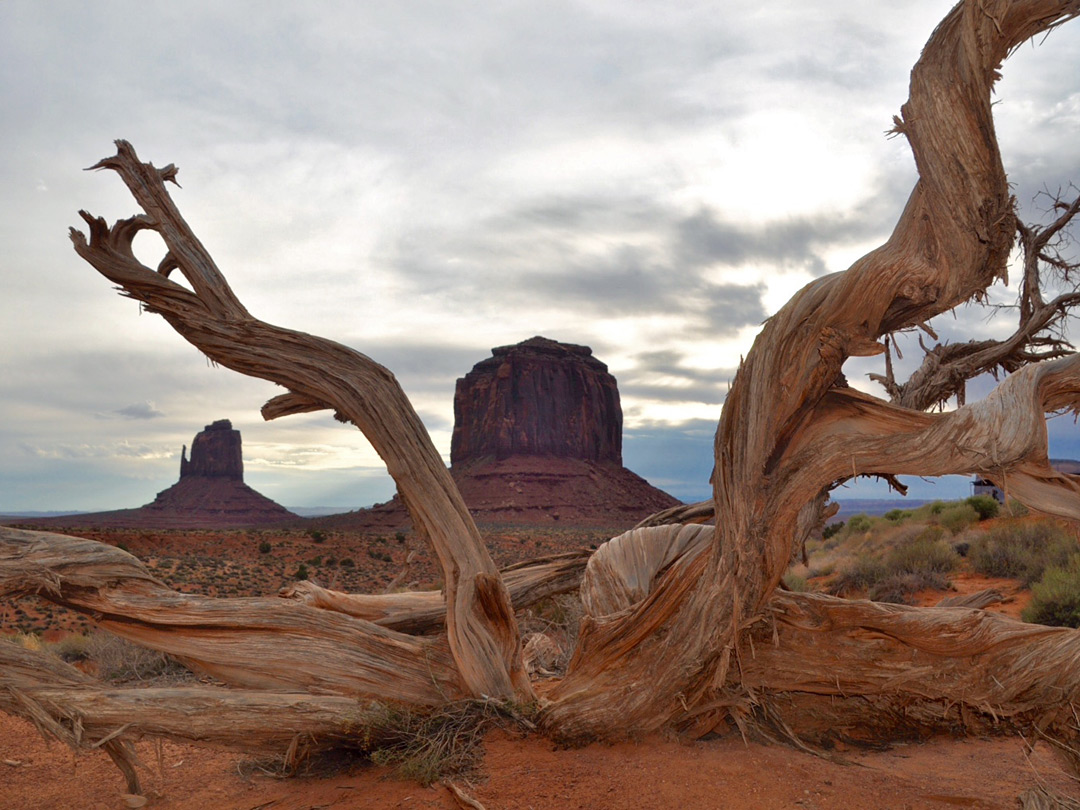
[19,419,296,529]
[320,336,681,530]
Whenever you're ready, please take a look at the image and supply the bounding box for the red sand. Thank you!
[2,712,1078,809]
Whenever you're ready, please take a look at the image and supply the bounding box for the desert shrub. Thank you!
[395,531,407,544]
[258,540,272,554]
[822,521,844,540]
[936,503,979,535]
[294,564,309,580]
[831,529,957,603]
[308,529,327,544]
[884,509,913,523]
[968,522,1077,584]
[85,632,193,683]
[831,555,889,595]
[6,631,44,652]
[870,571,951,604]
[518,594,583,676]
[357,699,537,785]
[883,530,958,575]
[49,633,92,662]
[845,514,872,534]
[340,558,356,568]
[964,494,1000,521]
[1022,556,1080,628]
[1006,499,1030,518]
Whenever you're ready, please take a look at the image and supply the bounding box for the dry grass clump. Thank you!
[353,699,537,785]
[517,593,583,676]
[84,633,195,683]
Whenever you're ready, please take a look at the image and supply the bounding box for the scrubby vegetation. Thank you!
[1022,556,1080,628]
[354,699,537,785]
[968,522,1076,584]
[828,525,959,604]
[808,501,1080,625]
[964,495,1000,521]
[5,631,194,684]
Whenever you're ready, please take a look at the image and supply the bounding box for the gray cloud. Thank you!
[2,2,1078,512]
[115,401,165,420]
[619,351,736,405]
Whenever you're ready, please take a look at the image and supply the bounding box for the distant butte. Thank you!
[319,336,681,530]
[19,420,295,529]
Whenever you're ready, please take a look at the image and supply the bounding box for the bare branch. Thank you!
[70,142,531,702]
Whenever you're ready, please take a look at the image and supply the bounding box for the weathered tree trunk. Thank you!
[544,0,1080,740]
[69,144,531,704]
[3,0,1080,794]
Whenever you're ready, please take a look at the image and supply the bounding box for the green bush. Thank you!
[831,555,889,594]
[1006,499,1030,518]
[845,514,872,534]
[1022,556,1080,628]
[936,503,979,535]
[49,633,91,662]
[884,509,913,523]
[822,521,844,540]
[965,495,1000,521]
[883,530,958,575]
[258,540,272,554]
[294,564,309,580]
[968,522,1077,584]
[308,529,327,544]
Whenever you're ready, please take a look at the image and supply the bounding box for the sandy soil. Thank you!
[2,712,1077,810]
[3,522,1077,808]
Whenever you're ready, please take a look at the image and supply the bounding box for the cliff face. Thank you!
[180,419,243,480]
[322,336,680,531]
[451,336,622,465]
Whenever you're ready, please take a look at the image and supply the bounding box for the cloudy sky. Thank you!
[2,1,1079,513]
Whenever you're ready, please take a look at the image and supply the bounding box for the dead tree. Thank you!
[870,189,1080,411]
[3,0,1080,793]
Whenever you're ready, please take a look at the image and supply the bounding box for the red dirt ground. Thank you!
[3,523,1078,808]
[2,712,1077,810]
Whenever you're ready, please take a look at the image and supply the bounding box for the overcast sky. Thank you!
[2,1,1079,513]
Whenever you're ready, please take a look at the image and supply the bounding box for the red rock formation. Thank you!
[180,419,243,480]
[451,337,622,464]
[20,420,295,529]
[321,337,680,531]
